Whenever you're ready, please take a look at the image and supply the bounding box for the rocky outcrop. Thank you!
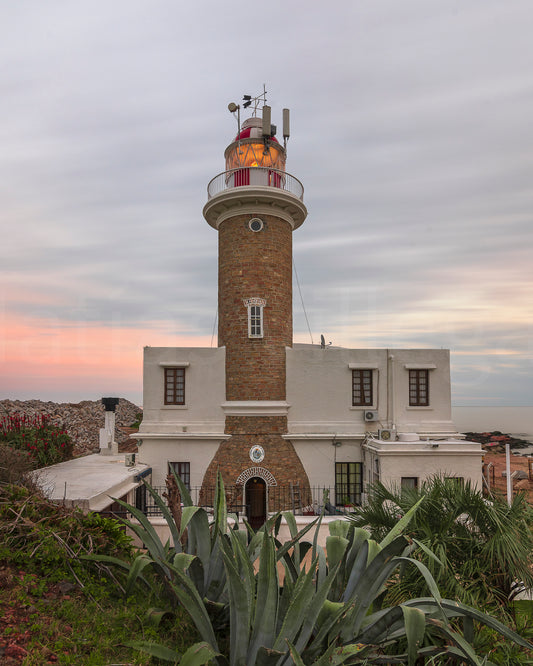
[0,399,142,456]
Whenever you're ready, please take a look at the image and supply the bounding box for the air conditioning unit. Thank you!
[364,410,378,422]
[125,453,136,467]
[378,429,396,441]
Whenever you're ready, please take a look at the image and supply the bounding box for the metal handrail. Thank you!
[207,167,304,201]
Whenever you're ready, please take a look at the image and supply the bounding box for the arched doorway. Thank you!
[245,476,267,529]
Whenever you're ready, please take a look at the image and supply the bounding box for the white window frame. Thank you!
[244,298,266,339]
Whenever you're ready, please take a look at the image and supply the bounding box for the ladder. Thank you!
[290,482,301,514]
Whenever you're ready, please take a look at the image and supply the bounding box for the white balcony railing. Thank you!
[207,167,304,201]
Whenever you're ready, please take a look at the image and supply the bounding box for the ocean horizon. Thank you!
[452,406,533,442]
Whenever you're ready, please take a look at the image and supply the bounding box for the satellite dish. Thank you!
[228,102,238,113]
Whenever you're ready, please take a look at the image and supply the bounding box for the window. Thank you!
[169,462,190,490]
[401,477,418,490]
[335,462,363,506]
[352,369,373,406]
[244,297,266,338]
[165,367,185,405]
[409,369,429,406]
[249,305,263,337]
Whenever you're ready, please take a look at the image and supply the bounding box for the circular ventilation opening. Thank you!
[249,217,264,232]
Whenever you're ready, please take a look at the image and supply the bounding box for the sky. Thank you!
[1,1,532,407]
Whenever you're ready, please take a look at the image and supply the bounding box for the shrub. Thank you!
[0,413,73,468]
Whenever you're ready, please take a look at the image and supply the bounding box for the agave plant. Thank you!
[89,473,531,665]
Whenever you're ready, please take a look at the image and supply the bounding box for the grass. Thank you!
[0,563,198,664]
[0,481,198,665]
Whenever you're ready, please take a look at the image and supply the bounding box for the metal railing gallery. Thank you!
[135,485,361,519]
[206,167,304,201]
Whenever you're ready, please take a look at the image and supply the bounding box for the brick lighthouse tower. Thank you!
[202,93,311,527]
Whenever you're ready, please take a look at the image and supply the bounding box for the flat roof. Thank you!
[36,453,151,512]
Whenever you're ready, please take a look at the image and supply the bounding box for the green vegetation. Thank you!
[88,473,533,664]
[2,473,532,664]
[0,483,196,664]
[0,413,73,471]
[349,477,533,664]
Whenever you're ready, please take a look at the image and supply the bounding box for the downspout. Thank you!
[387,351,395,430]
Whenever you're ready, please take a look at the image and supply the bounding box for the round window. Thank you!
[249,218,264,232]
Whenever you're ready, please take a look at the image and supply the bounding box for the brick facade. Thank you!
[218,213,292,401]
[201,433,312,513]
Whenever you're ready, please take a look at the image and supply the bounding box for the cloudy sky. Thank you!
[1,1,532,406]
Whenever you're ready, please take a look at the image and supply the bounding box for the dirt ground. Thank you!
[483,450,533,502]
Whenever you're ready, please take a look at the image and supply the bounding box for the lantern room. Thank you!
[224,117,286,171]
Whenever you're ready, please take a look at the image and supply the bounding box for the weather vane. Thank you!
[241,83,268,116]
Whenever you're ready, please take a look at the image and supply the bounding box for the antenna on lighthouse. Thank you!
[283,108,290,148]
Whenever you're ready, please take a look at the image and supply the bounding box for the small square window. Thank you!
[401,477,418,490]
[164,367,185,405]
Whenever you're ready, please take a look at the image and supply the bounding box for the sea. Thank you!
[452,406,533,443]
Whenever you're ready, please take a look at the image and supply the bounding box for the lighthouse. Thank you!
[202,95,311,526]
[136,93,478,529]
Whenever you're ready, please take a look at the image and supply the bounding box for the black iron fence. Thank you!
[135,484,361,518]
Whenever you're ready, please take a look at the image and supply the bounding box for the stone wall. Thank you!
[0,399,141,456]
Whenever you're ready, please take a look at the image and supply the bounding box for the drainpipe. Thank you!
[387,351,395,430]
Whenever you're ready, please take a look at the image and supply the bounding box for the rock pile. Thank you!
[0,399,142,456]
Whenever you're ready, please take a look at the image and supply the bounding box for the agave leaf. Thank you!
[344,527,370,574]
[342,537,411,639]
[342,539,370,602]
[326,535,349,571]
[410,537,443,566]
[180,505,203,536]
[144,607,174,628]
[395,556,442,604]
[427,617,484,665]
[401,605,425,666]
[204,534,227,602]
[272,557,320,652]
[255,645,287,665]
[124,640,181,662]
[247,530,279,664]
[179,641,221,666]
[170,467,194,507]
[219,532,253,666]
[403,598,533,650]
[326,535,349,600]
[293,560,343,656]
[286,640,306,666]
[379,496,424,549]
[212,471,228,540]
[113,496,168,563]
[329,519,351,539]
[172,552,196,571]
[164,559,219,651]
[125,553,155,596]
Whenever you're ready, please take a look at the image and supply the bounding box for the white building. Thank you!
[135,101,482,526]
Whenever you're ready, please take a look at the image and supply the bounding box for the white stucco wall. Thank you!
[137,346,227,487]
[140,346,226,434]
[290,438,363,489]
[286,346,455,436]
[364,438,483,490]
